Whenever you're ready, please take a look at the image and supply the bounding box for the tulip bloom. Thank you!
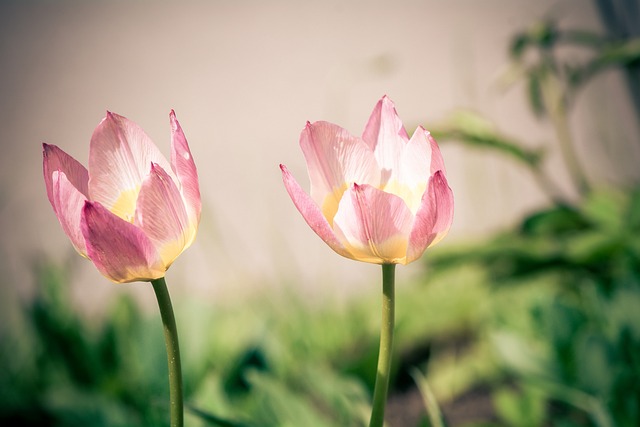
[281,96,453,265]
[43,111,201,283]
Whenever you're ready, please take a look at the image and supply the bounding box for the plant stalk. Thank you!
[369,263,396,427]
[541,74,590,196]
[152,277,184,427]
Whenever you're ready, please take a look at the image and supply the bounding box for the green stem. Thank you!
[541,74,590,196]
[551,100,590,196]
[369,264,396,427]
[151,277,184,427]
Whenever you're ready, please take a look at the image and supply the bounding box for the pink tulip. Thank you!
[43,111,201,283]
[281,96,453,265]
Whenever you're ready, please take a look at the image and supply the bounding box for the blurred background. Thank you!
[1,0,639,426]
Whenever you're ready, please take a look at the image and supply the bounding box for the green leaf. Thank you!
[430,110,543,167]
[559,30,607,49]
[521,205,591,236]
[411,368,446,427]
[580,190,627,231]
[493,386,545,427]
[573,38,640,86]
[188,404,260,427]
[510,33,529,59]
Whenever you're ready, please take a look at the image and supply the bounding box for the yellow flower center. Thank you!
[321,180,426,226]
[321,183,348,226]
[381,180,426,215]
[109,187,140,223]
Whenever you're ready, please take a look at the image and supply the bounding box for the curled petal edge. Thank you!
[280,164,352,259]
[405,171,454,264]
[52,171,88,257]
[43,143,89,210]
[170,110,201,228]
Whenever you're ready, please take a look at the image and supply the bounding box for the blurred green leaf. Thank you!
[188,404,259,427]
[521,204,591,236]
[510,33,529,59]
[559,30,607,49]
[493,386,545,427]
[572,38,640,87]
[580,190,627,231]
[510,20,558,60]
[223,346,268,397]
[430,110,543,168]
[411,368,446,427]
[626,187,640,229]
[527,72,546,117]
[491,331,551,379]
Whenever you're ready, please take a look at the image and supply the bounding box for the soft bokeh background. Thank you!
[1,1,639,426]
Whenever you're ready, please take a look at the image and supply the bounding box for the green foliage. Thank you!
[0,259,169,427]
[493,386,545,427]
[426,187,640,427]
[0,265,379,426]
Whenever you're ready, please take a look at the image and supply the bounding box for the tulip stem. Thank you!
[369,263,396,427]
[151,277,184,427]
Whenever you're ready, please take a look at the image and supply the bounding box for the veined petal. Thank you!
[170,110,201,230]
[280,164,352,259]
[300,121,379,223]
[43,143,89,209]
[88,112,173,222]
[332,184,414,264]
[135,163,191,268]
[81,201,165,283]
[361,96,409,186]
[51,171,88,256]
[406,171,454,264]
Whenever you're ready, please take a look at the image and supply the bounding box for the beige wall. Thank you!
[0,1,635,309]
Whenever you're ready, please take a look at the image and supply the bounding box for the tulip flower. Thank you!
[43,110,200,427]
[280,96,453,427]
[43,110,200,283]
[280,95,453,265]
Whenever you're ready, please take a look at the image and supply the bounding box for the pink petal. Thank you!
[280,164,352,259]
[134,163,191,268]
[362,96,410,146]
[399,126,433,188]
[81,201,165,283]
[361,96,409,185]
[332,184,414,264]
[51,171,88,256]
[43,143,89,210]
[88,112,172,217]
[406,171,454,264]
[428,133,446,175]
[300,121,379,212]
[170,110,201,227]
